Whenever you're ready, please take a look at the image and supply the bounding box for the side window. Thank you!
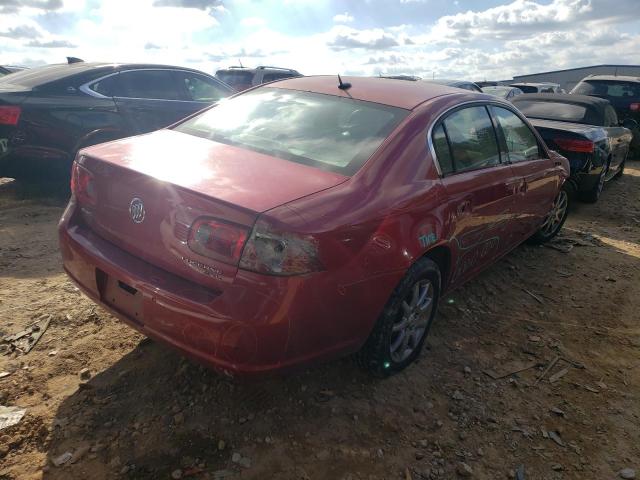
[432,124,454,175]
[490,106,541,162]
[175,72,228,102]
[117,70,181,100]
[89,75,122,97]
[442,106,500,173]
[262,73,292,83]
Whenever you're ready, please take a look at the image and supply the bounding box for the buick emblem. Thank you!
[129,197,145,224]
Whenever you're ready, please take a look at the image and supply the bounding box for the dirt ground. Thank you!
[0,165,639,480]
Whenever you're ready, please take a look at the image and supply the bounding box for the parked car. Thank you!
[510,82,564,94]
[422,79,482,92]
[512,93,633,202]
[380,74,422,81]
[571,75,640,157]
[0,65,27,76]
[481,85,524,101]
[214,65,302,92]
[59,77,569,377]
[0,59,233,180]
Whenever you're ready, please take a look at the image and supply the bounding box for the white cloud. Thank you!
[240,16,266,27]
[333,12,354,24]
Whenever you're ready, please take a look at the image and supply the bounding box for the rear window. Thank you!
[573,80,640,98]
[513,100,597,125]
[174,88,408,175]
[514,85,539,93]
[215,70,253,88]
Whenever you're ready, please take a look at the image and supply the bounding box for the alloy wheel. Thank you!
[540,189,569,236]
[390,279,434,363]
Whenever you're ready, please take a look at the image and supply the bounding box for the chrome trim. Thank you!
[426,98,536,178]
[79,68,225,102]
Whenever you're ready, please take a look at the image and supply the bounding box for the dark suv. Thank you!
[571,75,640,156]
[214,66,302,92]
[0,60,233,180]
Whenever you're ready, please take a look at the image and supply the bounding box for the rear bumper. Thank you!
[58,200,402,376]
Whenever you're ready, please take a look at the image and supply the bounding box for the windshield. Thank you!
[513,100,596,124]
[174,88,409,175]
[214,70,253,89]
[482,87,511,98]
[572,80,640,98]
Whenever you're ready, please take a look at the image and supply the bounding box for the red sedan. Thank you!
[59,76,570,377]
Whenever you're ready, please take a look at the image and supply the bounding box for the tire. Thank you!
[580,158,609,203]
[356,257,441,377]
[528,184,570,245]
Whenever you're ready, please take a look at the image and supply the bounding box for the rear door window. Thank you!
[440,106,501,173]
[432,124,454,175]
[117,70,182,100]
[89,74,122,97]
[173,71,229,102]
[490,106,541,162]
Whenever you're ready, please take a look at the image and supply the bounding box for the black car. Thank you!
[512,93,634,202]
[0,59,233,180]
[571,75,640,157]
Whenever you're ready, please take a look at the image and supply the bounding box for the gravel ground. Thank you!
[1,165,639,480]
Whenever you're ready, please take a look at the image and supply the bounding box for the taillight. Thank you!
[70,161,97,206]
[554,137,594,153]
[630,103,640,112]
[239,218,322,276]
[0,106,21,126]
[188,218,249,263]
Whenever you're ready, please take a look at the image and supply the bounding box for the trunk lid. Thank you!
[528,118,606,174]
[77,129,348,285]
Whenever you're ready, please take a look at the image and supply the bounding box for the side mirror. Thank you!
[622,118,639,130]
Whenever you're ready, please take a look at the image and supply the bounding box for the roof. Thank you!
[422,79,476,87]
[267,75,473,110]
[582,74,640,83]
[510,82,559,87]
[0,62,209,88]
[512,93,611,118]
[513,64,640,78]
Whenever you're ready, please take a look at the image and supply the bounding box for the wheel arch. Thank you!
[421,244,451,291]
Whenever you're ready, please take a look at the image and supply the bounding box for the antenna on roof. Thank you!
[238,59,243,68]
[337,74,351,90]
[67,57,84,64]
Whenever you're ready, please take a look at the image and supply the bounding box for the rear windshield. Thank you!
[482,86,511,98]
[513,100,597,125]
[215,70,253,88]
[514,85,539,93]
[0,63,88,88]
[174,88,408,175]
[573,80,640,99]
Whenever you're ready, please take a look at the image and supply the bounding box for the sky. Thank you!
[1,0,639,81]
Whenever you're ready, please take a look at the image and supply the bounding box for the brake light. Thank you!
[553,137,594,153]
[630,103,640,112]
[239,218,322,275]
[70,161,97,206]
[188,218,249,263]
[0,106,21,126]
